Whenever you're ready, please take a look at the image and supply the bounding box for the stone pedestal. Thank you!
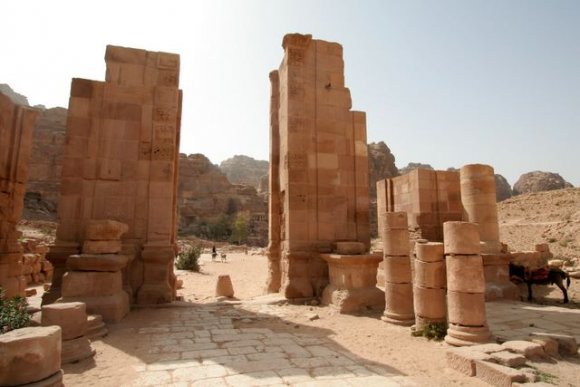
[216,275,234,298]
[444,221,492,346]
[137,244,177,305]
[86,314,108,339]
[482,253,519,301]
[0,326,62,386]
[380,212,415,326]
[42,242,80,305]
[41,302,95,364]
[413,241,446,331]
[60,253,129,323]
[320,253,384,313]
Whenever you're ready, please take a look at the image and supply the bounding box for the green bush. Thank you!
[175,245,202,272]
[413,322,447,341]
[0,288,31,334]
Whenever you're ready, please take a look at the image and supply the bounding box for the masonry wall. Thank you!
[269,34,370,299]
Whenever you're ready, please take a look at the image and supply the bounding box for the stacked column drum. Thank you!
[380,212,414,326]
[413,241,446,331]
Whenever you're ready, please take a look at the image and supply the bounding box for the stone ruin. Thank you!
[0,91,38,298]
[267,34,379,311]
[43,45,182,307]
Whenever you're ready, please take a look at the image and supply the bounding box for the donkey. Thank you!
[509,263,571,303]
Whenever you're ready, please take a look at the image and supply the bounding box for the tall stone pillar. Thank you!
[413,241,446,331]
[0,92,38,298]
[380,212,414,326]
[266,70,281,293]
[443,221,491,346]
[460,164,518,300]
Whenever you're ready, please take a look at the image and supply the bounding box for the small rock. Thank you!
[306,313,320,321]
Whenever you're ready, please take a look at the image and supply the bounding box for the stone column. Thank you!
[443,221,492,346]
[380,212,414,326]
[413,241,446,331]
[0,92,37,298]
[41,302,95,364]
[266,70,281,293]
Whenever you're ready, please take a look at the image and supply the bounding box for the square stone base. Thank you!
[322,285,385,314]
[59,292,129,323]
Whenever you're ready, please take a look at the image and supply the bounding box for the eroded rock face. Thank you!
[495,174,513,202]
[368,141,398,198]
[0,83,30,106]
[219,155,269,188]
[24,106,67,220]
[513,171,573,195]
[399,162,434,175]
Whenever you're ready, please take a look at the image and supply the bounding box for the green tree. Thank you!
[230,214,249,244]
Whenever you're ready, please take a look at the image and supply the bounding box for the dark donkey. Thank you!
[509,263,571,303]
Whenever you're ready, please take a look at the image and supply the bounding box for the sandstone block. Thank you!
[443,221,480,255]
[61,335,95,364]
[82,240,122,254]
[86,314,108,339]
[216,275,234,298]
[0,326,62,386]
[447,290,487,326]
[381,211,408,229]
[382,228,410,256]
[491,350,527,367]
[67,254,129,272]
[446,323,492,346]
[41,302,87,340]
[383,256,412,283]
[415,241,444,263]
[414,260,445,288]
[530,337,559,358]
[84,219,129,240]
[469,343,504,354]
[446,347,492,376]
[501,340,544,358]
[413,286,446,319]
[474,360,526,387]
[446,255,485,293]
[59,292,129,323]
[529,332,577,356]
[61,271,122,297]
[334,241,365,255]
[383,282,414,325]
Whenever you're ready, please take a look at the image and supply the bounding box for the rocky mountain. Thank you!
[495,174,513,202]
[368,141,398,197]
[513,171,573,195]
[23,107,67,220]
[219,155,269,188]
[398,162,434,175]
[0,83,29,106]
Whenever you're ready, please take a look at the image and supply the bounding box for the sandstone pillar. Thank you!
[41,302,96,364]
[380,212,414,326]
[266,70,281,293]
[0,92,38,298]
[443,221,491,346]
[413,241,446,331]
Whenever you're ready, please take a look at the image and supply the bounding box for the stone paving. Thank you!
[64,302,414,386]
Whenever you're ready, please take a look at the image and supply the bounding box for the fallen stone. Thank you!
[474,360,527,387]
[307,313,320,321]
[490,350,527,367]
[446,347,492,376]
[0,326,62,386]
[501,340,544,358]
[529,332,578,356]
[470,343,505,354]
[530,337,560,358]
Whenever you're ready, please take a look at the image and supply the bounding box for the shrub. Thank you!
[0,288,31,334]
[412,322,447,341]
[175,245,202,272]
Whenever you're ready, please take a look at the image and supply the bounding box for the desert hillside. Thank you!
[498,187,580,263]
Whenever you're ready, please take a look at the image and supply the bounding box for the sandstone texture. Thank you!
[219,155,269,188]
[513,171,573,195]
[368,141,398,197]
[398,162,433,175]
[495,174,513,202]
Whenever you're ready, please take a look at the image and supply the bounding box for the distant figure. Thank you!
[220,252,227,263]
[211,245,217,262]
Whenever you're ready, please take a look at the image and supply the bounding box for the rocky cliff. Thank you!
[513,171,573,195]
[0,83,29,106]
[368,141,398,197]
[398,162,434,175]
[495,174,513,202]
[219,155,269,188]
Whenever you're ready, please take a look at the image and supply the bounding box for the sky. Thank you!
[1,0,579,186]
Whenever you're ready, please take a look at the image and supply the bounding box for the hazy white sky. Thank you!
[2,0,579,186]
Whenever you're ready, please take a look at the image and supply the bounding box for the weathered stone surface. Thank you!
[0,326,62,386]
[501,340,545,358]
[59,292,129,323]
[368,141,398,198]
[219,155,269,188]
[490,350,527,367]
[216,275,234,298]
[86,314,108,339]
[474,360,527,387]
[446,255,485,293]
[447,291,487,326]
[334,241,366,255]
[446,347,492,376]
[61,271,123,297]
[85,220,129,241]
[82,240,122,254]
[41,302,87,340]
[444,222,481,255]
[61,335,95,364]
[513,171,573,195]
[67,254,130,272]
[529,332,578,356]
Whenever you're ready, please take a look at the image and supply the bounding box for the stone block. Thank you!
[41,302,87,340]
[383,256,412,283]
[446,347,492,376]
[67,254,129,272]
[501,340,544,358]
[415,241,444,263]
[334,241,365,255]
[445,323,492,346]
[381,211,408,229]
[447,290,487,326]
[530,337,559,358]
[382,282,414,325]
[0,326,62,386]
[59,292,129,323]
[414,260,446,288]
[474,360,526,387]
[61,335,95,364]
[382,229,410,256]
[443,221,480,255]
[84,219,129,240]
[490,350,527,367]
[82,240,122,254]
[61,271,122,297]
[446,255,485,293]
[413,286,446,319]
[529,332,577,356]
[216,275,234,298]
